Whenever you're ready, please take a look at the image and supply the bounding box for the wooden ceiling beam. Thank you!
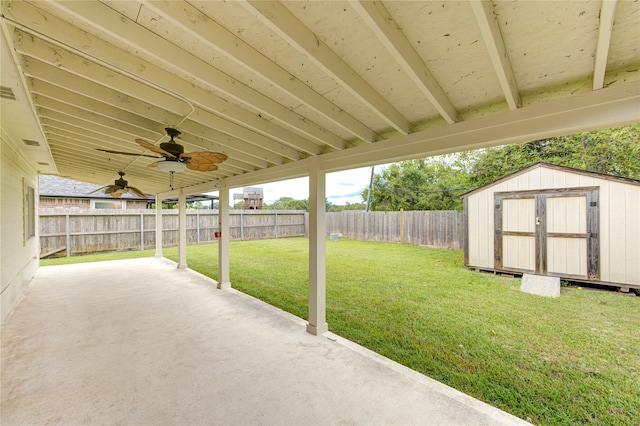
[40,114,254,174]
[469,0,521,110]
[39,106,270,171]
[24,55,309,161]
[20,0,345,150]
[145,0,376,143]
[593,0,618,90]
[31,82,286,167]
[244,0,411,136]
[351,1,459,124]
[23,58,184,126]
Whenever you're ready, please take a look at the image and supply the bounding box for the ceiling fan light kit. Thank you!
[157,160,187,173]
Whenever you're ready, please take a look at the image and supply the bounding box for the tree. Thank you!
[269,197,309,211]
[363,124,639,211]
[468,124,640,187]
[365,156,470,211]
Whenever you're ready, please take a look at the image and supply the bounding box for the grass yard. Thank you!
[41,238,640,425]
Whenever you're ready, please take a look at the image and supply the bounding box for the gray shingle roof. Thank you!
[39,175,153,200]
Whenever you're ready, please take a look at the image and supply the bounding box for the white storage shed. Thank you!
[462,163,640,290]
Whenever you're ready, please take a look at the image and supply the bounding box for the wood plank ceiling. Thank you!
[1,1,639,196]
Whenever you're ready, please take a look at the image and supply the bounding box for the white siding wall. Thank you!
[1,137,39,323]
[466,165,640,286]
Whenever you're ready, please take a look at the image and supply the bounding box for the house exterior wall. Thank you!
[40,197,90,209]
[123,200,148,209]
[39,197,148,210]
[1,137,40,323]
[465,165,640,287]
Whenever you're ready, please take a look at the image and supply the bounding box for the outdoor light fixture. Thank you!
[157,159,187,173]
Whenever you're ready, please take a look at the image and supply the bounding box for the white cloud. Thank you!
[222,166,384,206]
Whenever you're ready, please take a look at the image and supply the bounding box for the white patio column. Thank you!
[178,189,187,269]
[307,157,328,335]
[217,182,231,289]
[155,194,163,258]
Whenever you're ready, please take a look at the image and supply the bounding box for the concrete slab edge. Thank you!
[154,257,530,425]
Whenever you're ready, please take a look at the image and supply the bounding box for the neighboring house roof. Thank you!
[461,162,640,198]
[39,175,153,200]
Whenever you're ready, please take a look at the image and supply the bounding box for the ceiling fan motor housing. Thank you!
[159,142,184,157]
[161,127,185,158]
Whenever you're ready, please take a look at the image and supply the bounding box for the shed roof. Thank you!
[461,162,640,198]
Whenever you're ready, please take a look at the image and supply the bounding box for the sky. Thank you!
[226,166,379,206]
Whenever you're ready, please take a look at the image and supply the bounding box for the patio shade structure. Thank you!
[1,1,639,334]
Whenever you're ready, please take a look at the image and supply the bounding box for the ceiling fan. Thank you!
[89,171,147,199]
[96,128,227,172]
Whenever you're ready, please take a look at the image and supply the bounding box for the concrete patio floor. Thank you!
[1,257,528,425]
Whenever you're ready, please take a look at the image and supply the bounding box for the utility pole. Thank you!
[365,166,374,212]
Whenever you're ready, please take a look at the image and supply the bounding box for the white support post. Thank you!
[217,183,231,289]
[178,190,187,269]
[307,157,328,335]
[155,195,163,258]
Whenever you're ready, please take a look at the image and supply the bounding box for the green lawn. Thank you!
[41,238,640,425]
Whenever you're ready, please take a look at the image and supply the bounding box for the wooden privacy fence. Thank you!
[39,209,307,257]
[326,210,464,250]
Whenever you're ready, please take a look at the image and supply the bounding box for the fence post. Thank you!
[400,208,405,243]
[140,213,144,250]
[240,210,244,240]
[196,211,200,244]
[65,213,70,257]
[275,210,278,238]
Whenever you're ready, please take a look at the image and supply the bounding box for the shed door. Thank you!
[546,195,588,277]
[494,188,599,280]
[500,197,536,272]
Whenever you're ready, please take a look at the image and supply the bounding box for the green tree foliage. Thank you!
[364,124,640,211]
[267,197,364,212]
[366,157,470,211]
[329,202,366,212]
[268,197,309,211]
[469,124,640,186]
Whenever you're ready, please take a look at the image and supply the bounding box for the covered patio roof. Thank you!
[1,1,638,195]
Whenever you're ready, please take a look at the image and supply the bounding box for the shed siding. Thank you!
[465,164,640,287]
[627,186,640,284]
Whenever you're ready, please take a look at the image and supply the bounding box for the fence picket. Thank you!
[39,209,307,257]
[326,210,463,250]
[39,209,464,257]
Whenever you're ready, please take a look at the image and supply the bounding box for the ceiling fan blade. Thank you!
[187,163,219,172]
[88,185,108,194]
[103,185,121,194]
[135,139,176,158]
[110,192,122,198]
[95,148,160,158]
[128,186,148,199]
[181,151,228,164]
[147,161,159,168]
